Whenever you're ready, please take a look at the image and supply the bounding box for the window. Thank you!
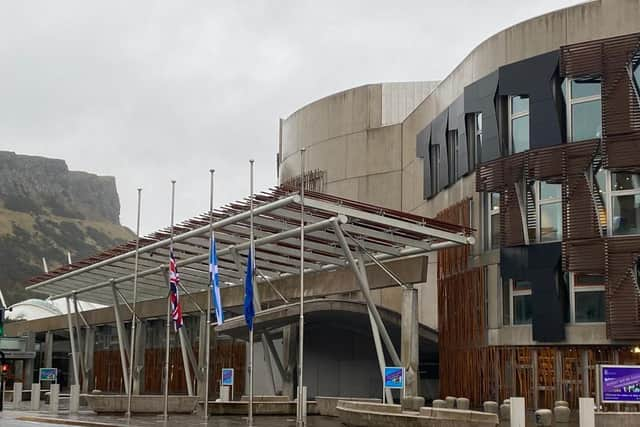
[466,112,482,169]
[485,192,500,250]
[509,96,529,153]
[563,79,602,142]
[538,182,562,242]
[447,130,459,184]
[523,181,563,243]
[511,280,532,325]
[598,170,640,236]
[571,274,605,323]
[429,143,440,194]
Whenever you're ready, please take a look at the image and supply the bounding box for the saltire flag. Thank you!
[243,249,255,331]
[169,248,184,330]
[209,235,224,324]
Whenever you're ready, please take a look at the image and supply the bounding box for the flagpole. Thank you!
[248,159,255,427]
[163,180,176,421]
[297,148,307,425]
[126,188,142,419]
[205,169,214,420]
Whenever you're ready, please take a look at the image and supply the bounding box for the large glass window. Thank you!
[510,96,529,153]
[564,79,602,142]
[512,280,532,325]
[572,274,606,323]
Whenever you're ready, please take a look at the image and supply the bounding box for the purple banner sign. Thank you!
[602,365,640,403]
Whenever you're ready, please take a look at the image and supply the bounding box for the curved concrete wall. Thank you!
[277,0,640,343]
[279,82,437,209]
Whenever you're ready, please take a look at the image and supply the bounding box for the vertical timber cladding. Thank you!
[561,32,640,339]
[94,340,246,396]
[436,199,488,404]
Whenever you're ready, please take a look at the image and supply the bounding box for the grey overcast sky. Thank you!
[0,0,583,234]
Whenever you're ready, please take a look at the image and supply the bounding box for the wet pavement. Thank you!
[0,410,344,427]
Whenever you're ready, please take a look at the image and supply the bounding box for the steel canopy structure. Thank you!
[25,188,474,306]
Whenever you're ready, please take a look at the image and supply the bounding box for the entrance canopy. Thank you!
[25,188,474,306]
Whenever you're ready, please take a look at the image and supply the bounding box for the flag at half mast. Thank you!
[210,234,223,324]
[244,249,255,331]
[169,248,184,330]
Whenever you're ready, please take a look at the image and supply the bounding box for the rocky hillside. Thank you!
[0,151,134,304]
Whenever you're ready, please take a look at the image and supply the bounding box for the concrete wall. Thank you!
[278,0,640,346]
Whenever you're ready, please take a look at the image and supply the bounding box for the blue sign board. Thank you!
[222,368,234,386]
[39,368,57,382]
[384,366,405,389]
[601,364,640,403]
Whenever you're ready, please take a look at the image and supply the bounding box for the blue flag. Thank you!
[209,236,223,325]
[244,250,255,331]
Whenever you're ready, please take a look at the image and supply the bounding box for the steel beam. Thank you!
[65,298,80,386]
[333,223,401,367]
[111,283,131,395]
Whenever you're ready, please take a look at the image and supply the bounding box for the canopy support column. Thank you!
[83,327,95,393]
[65,297,80,386]
[401,285,419,398]
[178,328,194,396]
[355,253,393,404]
[197,313,207,399]
[111,283,130,395]
[263,331,286,380]
[72,295,86,385]
[133,320,146,394]
[333,223,401,367]
[44,331,54,368]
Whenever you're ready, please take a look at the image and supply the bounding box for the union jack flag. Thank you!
[169,248,184,330]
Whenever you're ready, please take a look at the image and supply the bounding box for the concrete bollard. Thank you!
[31,383,40,411]
[432,399,447,408]
[456,397,470,410]
[579,397,595,427]
[444,396,456,408]
[401,396,425,411]
[535,409,553,426]
[554,405,570,423]
[554,400,569,408]
[49,384,60,414]
[219,385,230,401]
[13,382,23,406]
[483,401,499,415]
[499,403,511,420]
[510,397,526,427]
[70,384,80,414]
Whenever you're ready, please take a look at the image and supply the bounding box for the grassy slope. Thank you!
[0,207,134,305]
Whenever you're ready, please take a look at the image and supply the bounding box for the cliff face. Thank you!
[0,151,120,223]
[0,151,133,305]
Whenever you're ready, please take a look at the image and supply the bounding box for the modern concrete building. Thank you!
[6,0,640,412]
[277,0,640,410]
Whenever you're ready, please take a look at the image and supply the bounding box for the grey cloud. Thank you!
[0,0,582,233]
